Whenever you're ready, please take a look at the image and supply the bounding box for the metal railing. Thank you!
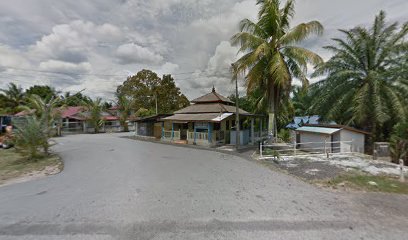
[260,140,354,159]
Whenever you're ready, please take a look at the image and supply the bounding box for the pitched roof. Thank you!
[60,106,85,118]
[191,87,233,104]
[295,126,341,135]
[304,124,370,135]
[162,113,232,122]
[174,103,248,114]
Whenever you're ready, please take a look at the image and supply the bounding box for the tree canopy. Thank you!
[116,69,189,115]
[311,11,408,141]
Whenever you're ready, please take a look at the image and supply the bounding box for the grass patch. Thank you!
[0,148,62,184]
[326,172,408,194]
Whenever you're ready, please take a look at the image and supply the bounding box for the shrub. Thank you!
[390,122,408,165]
[14,116,49,160]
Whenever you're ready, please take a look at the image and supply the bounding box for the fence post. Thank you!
[400,159,405,182]
[260,142,263,159]
[324,139,329,158]
[350,138,353,153]
[293,141,296,156]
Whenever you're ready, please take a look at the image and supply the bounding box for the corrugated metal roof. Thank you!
[162,113,233,122]
[296,126,341,135]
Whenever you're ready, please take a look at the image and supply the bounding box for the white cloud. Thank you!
[116,43,164,65]
[1,0,407,100]
[39,60,91,75]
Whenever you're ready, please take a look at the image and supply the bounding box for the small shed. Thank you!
[295,125,368,153]
[134,114,172,139]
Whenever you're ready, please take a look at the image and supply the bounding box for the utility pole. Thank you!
[232,64,240,150]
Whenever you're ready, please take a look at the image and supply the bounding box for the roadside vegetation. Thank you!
[230,0,407,160]
[325,172,408,194]
[0,148,62,185]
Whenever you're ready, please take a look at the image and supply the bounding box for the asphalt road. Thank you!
[0,133,407,239]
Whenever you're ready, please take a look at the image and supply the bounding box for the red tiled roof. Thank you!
[60,106,85,118]
[103,116,119,121]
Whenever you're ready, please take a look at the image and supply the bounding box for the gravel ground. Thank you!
[264,154,407,181]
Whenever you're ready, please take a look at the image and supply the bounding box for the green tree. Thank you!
[0,83,25,114]
[231,0,323,140]
[84,98,105,133]
[14,116,48,160]
[311,11,408,141]
[61,91,91,106]
[116,69,189,114]
[291,86,314,116]
[227,94,257,113]
[115,93,132,132]
[26,85,58,101]
[390,121,408,164]
[24,94,62,153]
[156,75,190,113]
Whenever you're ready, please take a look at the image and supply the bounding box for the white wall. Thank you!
[340,129,365,153]
[299,132,330,153]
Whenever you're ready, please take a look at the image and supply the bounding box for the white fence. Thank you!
[260,140,354,159]
[162,130,180,140]
[187,131,208,141]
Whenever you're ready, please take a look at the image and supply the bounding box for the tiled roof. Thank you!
[174,103,248,114]
[162,113,229,122]
[191,89,233,104]
[60,106,85,118]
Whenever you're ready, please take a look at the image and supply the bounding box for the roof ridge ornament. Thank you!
[212,85,215,92]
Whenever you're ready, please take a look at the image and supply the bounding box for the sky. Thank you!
[0,0,407,101]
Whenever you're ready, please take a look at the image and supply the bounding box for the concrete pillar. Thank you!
[251,118,255,145]
[208,122,212,143]
[171,122,174,140]
[193,123,197,144]
[161,122,164,138]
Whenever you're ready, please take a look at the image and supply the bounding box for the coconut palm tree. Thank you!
[311,11,408,141]
[84,98,105,133]
[115,93,133,132]
[231,0,323,141]
[24,94,62,153]
[0,83,25,113]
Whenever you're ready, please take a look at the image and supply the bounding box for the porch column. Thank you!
[251,118,255,145]
[135,122,139,136]
[208,122,212,143]
[171,122,174,140]
[193,123,197,144]
[161,122,164,138]
[82,121,87,133]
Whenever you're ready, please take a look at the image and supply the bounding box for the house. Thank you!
[160,87,266,146]
[62,107,121,133]
[286,115,337,142]
[14,106,122,134]
[133,114,172,139]
[295,124,369,153]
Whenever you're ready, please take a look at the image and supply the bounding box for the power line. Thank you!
[1,66,231,78]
